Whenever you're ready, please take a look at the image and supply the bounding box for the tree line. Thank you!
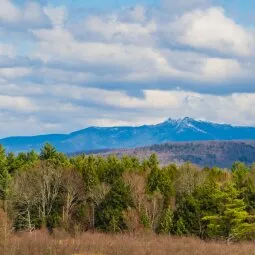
[1,143,255,241]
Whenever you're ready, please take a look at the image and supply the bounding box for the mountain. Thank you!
[1,117,255,153]
[98,141,255,168]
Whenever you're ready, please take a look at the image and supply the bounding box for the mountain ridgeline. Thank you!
[1,117,255,154]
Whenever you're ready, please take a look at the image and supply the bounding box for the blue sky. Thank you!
[37,0,158,8]
[0,0,255,137]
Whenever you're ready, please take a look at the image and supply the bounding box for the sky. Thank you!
[0,0,255,137]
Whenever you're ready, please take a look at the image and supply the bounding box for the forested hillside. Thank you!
[1,143,255,241]
[100,141,255,168]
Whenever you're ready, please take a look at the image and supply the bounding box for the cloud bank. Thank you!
[0,0,255,137]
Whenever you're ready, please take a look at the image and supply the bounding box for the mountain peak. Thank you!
[165,117,196,125]
[1,117,255,154]
[182,117,195,123]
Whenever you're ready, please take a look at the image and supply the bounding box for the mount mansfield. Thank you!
[1,117,255,154]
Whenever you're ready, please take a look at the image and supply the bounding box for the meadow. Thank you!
[1,230,255,255]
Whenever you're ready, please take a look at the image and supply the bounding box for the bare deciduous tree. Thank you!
[61,168,85,224]
[11,168,40,232]
[124,172,164,231]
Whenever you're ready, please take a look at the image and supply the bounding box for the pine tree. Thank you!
[158,206,174,234]
[203,183,255,241]
[95,179,133,232]
[176,217,188,236]
[0,146,11,211]
[40,143,57,160]
[82,156,99,192]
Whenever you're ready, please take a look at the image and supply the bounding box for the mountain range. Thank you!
[1,117,255,154]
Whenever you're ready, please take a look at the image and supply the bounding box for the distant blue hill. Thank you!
[1,117,255,153]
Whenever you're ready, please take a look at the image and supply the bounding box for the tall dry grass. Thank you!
[1,230,255,255]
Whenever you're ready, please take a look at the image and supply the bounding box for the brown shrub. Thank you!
[123,208,144,233]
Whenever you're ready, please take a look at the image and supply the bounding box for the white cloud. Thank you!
[73,15,156,45]
[31,23,252,85]
[32,27,172,76]
[0,113,63,137]
[0,0,50,28]
[169,7,255,56]
[0,43,16,57]
[200,58,247,80]
[27,4,255,87]
[43,5,68,28]
[0,0,20,23]
[40,84,255,126]
[0,81,255,137]
[0,82,44,97]
[0,67,31,79]
[0,95,36,112]
[125,5,147,23]
[0,1,255,137]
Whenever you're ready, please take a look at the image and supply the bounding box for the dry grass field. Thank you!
[1,230,255,255]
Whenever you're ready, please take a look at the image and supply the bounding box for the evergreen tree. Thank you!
[95,179,133,232]
[158,206,174,234]
[40,143,57,160]
[82,155,99,192]
[203,183,255,241]
[176,217,188,236]
[6,152,18,175]
[0,146,11,211]
[103,155,124,184]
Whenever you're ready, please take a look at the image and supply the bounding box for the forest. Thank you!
[1,143,255,242]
